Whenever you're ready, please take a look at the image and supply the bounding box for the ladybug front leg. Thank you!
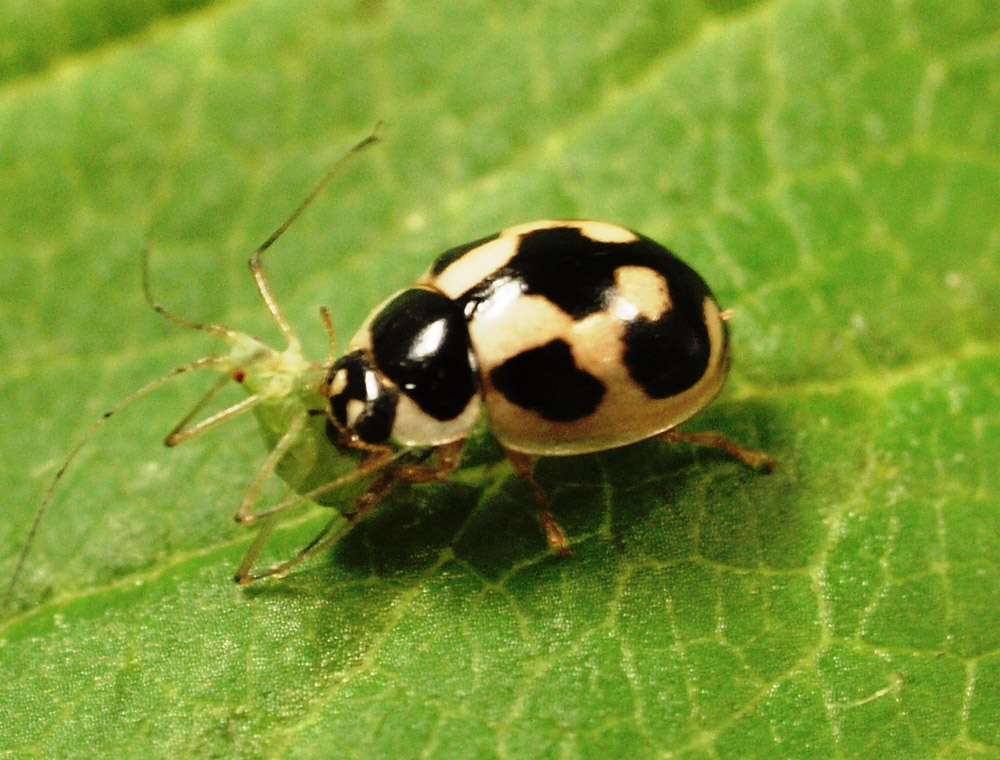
[504,449,572,555]
[346,439,466,522]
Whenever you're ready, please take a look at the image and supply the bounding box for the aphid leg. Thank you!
[233,510,283,583]
[234,411,309,526]
[142,238,239,340]
[235,441,464,584]
[658,429,775,472]
[2,355,221,615]
[504,449,571,555]
[248,127,382,349]
[236,446,401,529]
[236,511,352,585]
[162,370,266,446]
[233,447,403,584]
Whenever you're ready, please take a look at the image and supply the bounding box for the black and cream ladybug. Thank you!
[322,220,773,553]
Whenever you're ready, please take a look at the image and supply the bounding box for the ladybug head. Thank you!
[322,350,398,446]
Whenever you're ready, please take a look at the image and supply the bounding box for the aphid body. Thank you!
[4,133,772,609]
[216,335,348,507]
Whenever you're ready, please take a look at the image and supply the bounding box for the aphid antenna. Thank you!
[141,238,241,341]
[248,124,382,352]
[3,127,383,616]
[2,355,222,617]
[4,235,267,617]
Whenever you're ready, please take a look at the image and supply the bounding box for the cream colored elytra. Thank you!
[416,220,730,455]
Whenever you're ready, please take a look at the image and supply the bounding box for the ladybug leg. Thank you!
[659,429,775,472]
[344,439,466,521]
[504,449,571,555]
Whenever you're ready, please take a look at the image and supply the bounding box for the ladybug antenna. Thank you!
[319,306,337,366]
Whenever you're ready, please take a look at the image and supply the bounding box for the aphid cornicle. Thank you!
[5,131,773,609]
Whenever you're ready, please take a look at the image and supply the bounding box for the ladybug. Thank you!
[320,218,774,562]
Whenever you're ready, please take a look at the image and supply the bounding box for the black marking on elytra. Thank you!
[430,232,501,276]
[490,339,605,422]
[623,300,719,398]
[461,224,718,398]
[461,225,712,321]
[370,288,478,421]
[326,350,398,444]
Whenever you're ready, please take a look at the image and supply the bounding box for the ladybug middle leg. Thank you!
[504,448,571,555]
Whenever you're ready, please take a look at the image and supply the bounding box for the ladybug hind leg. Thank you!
[659,429,775,472]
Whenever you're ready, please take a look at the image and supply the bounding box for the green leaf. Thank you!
[2,0,998,757]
